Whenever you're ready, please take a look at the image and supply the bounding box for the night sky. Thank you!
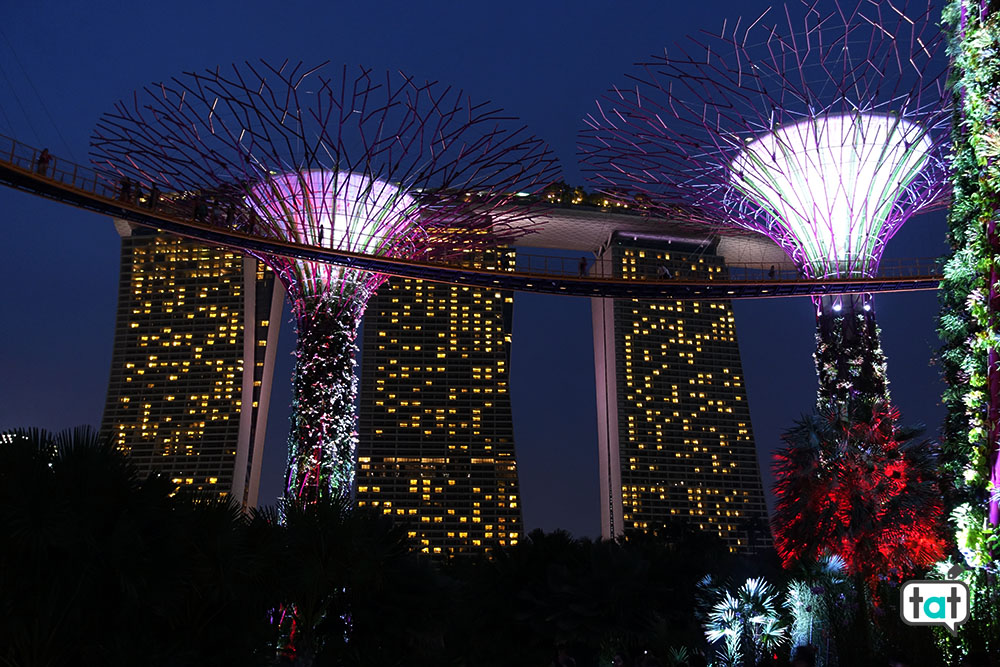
[0,0,948,538]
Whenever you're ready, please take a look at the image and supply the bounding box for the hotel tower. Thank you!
[357,250,522,558]
[100,221,283,507]
[592,232,771,551]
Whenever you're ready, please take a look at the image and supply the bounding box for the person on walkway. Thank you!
[194,197,208,222]
[768,265,776,279]
[118,177,132,202]
[578,256,588,278]
[148,183,161,210]
[35,148,51,176]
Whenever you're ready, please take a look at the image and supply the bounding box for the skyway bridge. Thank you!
[0,135,943,301]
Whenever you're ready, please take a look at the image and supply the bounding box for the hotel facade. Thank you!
[591,232,771,550]
[357,250,522,558]
[100,220,283,507]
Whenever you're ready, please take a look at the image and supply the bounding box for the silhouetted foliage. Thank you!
[0,427,277,666]
[436,526,762,666]
[0,427,790,666]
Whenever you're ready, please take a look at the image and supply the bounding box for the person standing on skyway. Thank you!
[35,148,50,176]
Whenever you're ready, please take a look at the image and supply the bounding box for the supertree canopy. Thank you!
[91,62,558,502]
[580,0,950,406]
[731,113,935,277]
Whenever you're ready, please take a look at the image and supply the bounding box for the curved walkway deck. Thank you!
[0,135,942,300]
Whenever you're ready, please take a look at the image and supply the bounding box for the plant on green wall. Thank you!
[940,0,1000,568]
[938,0,1000,656]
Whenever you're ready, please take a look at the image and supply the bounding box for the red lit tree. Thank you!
[772,400,948,588]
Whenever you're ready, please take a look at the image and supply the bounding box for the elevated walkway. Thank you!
[0,135,942,300]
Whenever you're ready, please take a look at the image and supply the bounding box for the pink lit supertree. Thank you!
[580,0,950,406]
[92,62,558,502]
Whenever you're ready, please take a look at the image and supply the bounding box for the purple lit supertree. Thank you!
[580,0,950,406]
[91,62,557,502]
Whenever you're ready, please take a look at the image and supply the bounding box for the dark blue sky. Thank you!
[0,0,948,538]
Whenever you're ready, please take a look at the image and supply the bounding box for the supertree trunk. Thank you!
[813,295,889,407]
[286,292,365,502]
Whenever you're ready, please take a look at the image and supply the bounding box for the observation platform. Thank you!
[0,135,943,300]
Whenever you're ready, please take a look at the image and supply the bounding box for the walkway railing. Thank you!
[511,253,943,282]
[0,134,944,299]
[3,135,120,200]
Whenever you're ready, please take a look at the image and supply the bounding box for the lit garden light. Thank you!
[91,62,558,502]
[580,0,950,406]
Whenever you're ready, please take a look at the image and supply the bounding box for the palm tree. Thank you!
[701,576,788,667]
[273,495,447,667]
[0,426,155,667]
[784,555,849,667]
[268,495,357,666]
[470,529,590,665]
[771,400,949,660]
[771,400,948,587]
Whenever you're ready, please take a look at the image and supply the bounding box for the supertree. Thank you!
[580,0,950,406]
[91,62,557,502]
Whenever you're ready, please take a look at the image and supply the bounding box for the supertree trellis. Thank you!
[580,0,951,406]
[91,61,558,502]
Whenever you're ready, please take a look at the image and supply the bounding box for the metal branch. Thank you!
[580,0,950,281]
